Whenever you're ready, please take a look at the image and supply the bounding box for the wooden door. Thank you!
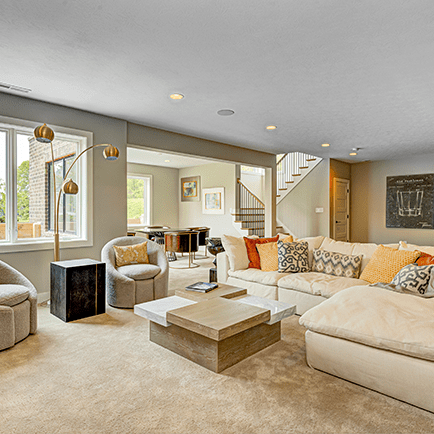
[333,178,350,241]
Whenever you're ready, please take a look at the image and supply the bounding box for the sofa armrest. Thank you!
[217,252,230,283]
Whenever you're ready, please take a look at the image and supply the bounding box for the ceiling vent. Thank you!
[0,82,31,93]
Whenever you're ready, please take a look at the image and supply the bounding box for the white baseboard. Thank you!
[37,291,50,304]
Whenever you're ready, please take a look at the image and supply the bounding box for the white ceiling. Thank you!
[127,147,220,169]
[1,1,434,163]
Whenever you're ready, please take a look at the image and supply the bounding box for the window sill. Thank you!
[0,238,93,254]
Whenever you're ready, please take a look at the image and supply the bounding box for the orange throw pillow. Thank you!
[416,252,434,266]
[244,236,279,269]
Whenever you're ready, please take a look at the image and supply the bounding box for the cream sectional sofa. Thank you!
[219,236,434,412]
[217,235,395,315]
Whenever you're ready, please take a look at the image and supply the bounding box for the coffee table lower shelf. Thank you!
[150,320,280,373]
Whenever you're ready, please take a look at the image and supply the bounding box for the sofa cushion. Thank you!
[312,249,363,279]
[359,245,420,284]
[391,264,434,294]
[278,240,309,273]
[351,243,378,272]
[113,241,149,267]
[299,285,434,362]
[278,272,368,297]
[399,241,434,256]
[244,236,279,269]
[228,268,288,286]
[0,284,30,307]
[319,237,355,255]
[117,264,161,280]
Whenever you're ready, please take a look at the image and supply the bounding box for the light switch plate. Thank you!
[315,207,324,213]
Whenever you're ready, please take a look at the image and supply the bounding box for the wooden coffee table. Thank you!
[135,292,295,372]
[175,283,247,301]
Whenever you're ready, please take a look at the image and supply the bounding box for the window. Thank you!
[241,165,265,175]
[127,174,152,227]
[47,154,77,233]
[0,116,92,253]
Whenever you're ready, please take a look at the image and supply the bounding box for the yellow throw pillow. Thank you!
[113,242,149,267]
[256,236,293,271]
[359,244,420,284]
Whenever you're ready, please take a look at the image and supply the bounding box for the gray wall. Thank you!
[351,153,434,244]
[0,92,127,298]
[179,162,239,237]
[127,163,179,228]
[277,159,330,238]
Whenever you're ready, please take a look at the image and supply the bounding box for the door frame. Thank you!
[333,177,350,241]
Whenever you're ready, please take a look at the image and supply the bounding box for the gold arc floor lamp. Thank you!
[34,123,120,262]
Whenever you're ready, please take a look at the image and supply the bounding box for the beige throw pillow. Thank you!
[113,242,149,267]
[221,234,252,271]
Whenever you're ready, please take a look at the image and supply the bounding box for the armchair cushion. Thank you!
[0,285,31,307]
[113,241,149,267]
[117,264,161,281]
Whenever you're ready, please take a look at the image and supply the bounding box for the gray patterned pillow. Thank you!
[278,240,309,273]
[312,249,363,278]
[391,264,434,294]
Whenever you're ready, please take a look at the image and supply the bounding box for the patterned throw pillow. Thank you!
[113,242,149,267]
[312,249,363,279]
[391,264,434,294]
[359,245,420,284]
[256,236,293,272]
[244,236,279,269]
[278,240,309,273]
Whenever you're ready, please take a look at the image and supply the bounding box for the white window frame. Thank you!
[0,115,93,253]
[127,173,153,228]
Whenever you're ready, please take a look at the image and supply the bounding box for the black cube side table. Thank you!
[50,259,106,322]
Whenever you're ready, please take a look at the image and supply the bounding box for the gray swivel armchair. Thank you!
[101,236,169,308]
[0,259,38,351]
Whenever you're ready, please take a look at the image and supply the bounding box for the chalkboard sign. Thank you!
[386,174,434,229]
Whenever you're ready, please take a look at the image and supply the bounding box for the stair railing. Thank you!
[236,178,265,237]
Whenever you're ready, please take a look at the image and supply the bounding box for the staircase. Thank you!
[232,152,322,236]
[232,179,265,237]
[276,152,322,204]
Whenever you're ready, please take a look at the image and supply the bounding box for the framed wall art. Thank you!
[202,187,225,214]
[386,173,434,229]
[181,176,200,202]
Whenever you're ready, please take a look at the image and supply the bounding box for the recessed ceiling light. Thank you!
[349,147,360,156]
[170,93,184,100]
[266,125,277,130]
[321,143,330,147]
[349,152,357,156]
[165,159,170,162]
[217,109,235,116]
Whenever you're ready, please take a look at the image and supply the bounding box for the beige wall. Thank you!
[0,92,128,298]
[329,159,351,238]
[351,153,434,244]
[240,171,265,203]
[0,94,278,297]
[127,163,179,228]
[277,159,330,238]
[128,122,277,236]
[179,162,239,237]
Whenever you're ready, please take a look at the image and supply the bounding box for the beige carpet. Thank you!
[1,256,434,434]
